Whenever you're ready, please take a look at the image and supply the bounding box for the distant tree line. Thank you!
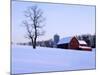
[17,34,60,48]
[76,34,96,48]
[17,39,54,47]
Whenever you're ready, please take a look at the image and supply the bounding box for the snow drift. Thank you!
[12,45,96,74]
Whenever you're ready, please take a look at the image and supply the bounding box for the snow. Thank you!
[78,40,87,45]
[57,37,72,44]
[79,46,91,49]
[12,45,96,74]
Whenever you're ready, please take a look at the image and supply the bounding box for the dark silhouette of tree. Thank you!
[23,5,45,49]
[92,34,96,48]
[77,34,96,48]
[81,34,90,46]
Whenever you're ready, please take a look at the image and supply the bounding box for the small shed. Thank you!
[57,36,92,51]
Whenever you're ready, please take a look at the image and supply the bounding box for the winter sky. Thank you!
[12,1,95,43]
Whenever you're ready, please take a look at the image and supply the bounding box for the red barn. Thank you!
[57,36,92,51]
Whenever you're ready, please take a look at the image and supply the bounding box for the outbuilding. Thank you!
[57,36,92,51]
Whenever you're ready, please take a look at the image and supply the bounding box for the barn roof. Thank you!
[78,40,87,45]
[57,37,72,45]
[57,36,87,45]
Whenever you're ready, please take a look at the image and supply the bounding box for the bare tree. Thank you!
[23,5,45,49]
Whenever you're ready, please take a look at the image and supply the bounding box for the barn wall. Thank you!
[57,43,69,49]
[69,37,79,49]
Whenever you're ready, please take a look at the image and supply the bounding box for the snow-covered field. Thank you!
[12,45,96,74]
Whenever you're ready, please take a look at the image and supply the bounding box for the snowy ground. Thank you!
[12,45,96,74]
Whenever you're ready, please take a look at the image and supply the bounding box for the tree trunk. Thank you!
[33,25,37,49]
[33,36,37,49]
[30,33,37,49]
[31,38,36,49]
[33,39,36,49]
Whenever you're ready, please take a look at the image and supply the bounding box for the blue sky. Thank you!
[12,1,95,43]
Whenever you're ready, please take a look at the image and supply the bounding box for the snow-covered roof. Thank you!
[78,40,87,45]
[57,36,87,45]
[57,37,72,44]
